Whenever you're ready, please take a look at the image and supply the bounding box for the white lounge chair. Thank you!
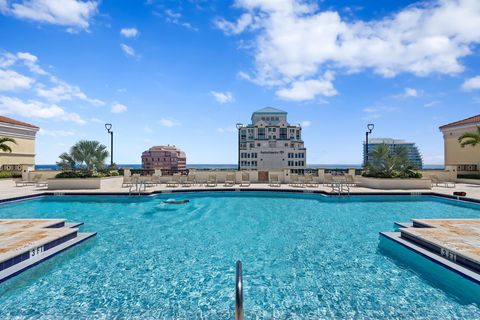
[16,177,36,187]
[431,176,456,188]
[185,174,196,187]
[344,174,356,187]
[224,173,236,187]
[304,174,318,187]
[34,174,48,187]
[323,173,334,186]
[240,173,250,187]
[269,174,281,187]
[166,175,181,187]
[206,174,217,187]
[289,174,304,187]
[150,174,161,186]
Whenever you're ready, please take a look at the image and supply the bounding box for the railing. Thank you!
[331,182,350,196]
[235,260,244,320]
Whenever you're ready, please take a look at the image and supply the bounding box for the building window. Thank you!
[258,128,266,140]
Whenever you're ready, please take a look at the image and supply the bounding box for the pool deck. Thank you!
[1,177,480,202]
[0,218,96,283]
[382,219,480,283]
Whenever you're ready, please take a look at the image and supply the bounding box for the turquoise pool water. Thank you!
[1,193,480,318]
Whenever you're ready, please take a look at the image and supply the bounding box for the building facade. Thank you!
[0,116,39,170]
[239,107,306,173]
[363,138,423,169]
[439,115,480,173]
[141,146,186,171]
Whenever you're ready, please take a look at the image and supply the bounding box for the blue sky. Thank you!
[1,0,480,165]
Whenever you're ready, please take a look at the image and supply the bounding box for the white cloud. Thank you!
[403,88,420,98]
[424,100,440,108]
[158,118,181,127]
[38,128,75,137]
[36,81,105,106]
[120,27,139,38]
[89,117,104,123]
[2,0,98,30]
[144,125,153,133]
[164,9,198,31]
[210,90,234,103]
[462,76,480,90]
[276,72,337,101]
[111,103,127,113]
[120,43,136,57]
[0,69,34,91]
[219,0,480,100]
[300,120,311,127]
[16,52,47,74]
[214,13,254,35]
[0,95,86,124]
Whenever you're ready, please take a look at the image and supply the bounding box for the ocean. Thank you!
[35,164,445,170]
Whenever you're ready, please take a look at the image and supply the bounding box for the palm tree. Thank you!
[364,143,419,178]
[56,140,109,171]
[0,137,17,153]
[458,126,480,148]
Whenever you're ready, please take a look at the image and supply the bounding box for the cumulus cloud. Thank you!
[217,0,480,101]
[0,69,34,91]
[158,118,181,127]
[403,88,420,97]
[276,72,337,101]
[214,13,254,35]
[210,90,234,103]
[462,76,480,90]
[111,103,127,113]
[38,128,75,137]
[120,27,139,38]
[300,120,311,127]
[1,0,98,30]
[0,95,86,124]
[120,43,136,57]
[36,80,105,106]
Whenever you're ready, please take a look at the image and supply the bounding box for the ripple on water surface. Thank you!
[0,193,479,319]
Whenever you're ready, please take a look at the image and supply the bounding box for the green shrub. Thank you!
[55,171,92,179]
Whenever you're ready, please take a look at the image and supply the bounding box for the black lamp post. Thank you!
[365,123,374,165]
[236,123,243,171]
[105,123,114,167]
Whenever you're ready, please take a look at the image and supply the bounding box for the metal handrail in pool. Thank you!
[235,260,244,320]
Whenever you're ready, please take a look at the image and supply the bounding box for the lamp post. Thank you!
[365,123,374,165]
[105,123,114,167]
[236,123,243,171]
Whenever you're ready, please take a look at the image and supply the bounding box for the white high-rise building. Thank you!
[238,107,306,173]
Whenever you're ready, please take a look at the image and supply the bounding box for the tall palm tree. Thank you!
[364,143,418,178]
[458,126,480,148]
[57,140,109,171]
[0,137,17,153]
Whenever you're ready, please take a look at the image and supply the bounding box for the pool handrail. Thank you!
[235,260,244,320]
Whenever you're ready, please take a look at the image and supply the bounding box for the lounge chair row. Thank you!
[15,174,48,187]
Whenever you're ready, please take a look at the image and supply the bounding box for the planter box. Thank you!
[48,178,101,190]
[456,178,480,185]
[357,177,432,190]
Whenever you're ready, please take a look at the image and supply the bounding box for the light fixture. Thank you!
[367,123,374,133]
[105,123,112,132]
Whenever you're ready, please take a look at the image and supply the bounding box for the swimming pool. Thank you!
[0,192,480,318]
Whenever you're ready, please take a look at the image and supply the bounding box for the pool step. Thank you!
[382,219,480,283]
[0,219,96,283]
[65,222,84,228]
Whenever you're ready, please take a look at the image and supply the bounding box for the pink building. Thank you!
[141,146,186,171]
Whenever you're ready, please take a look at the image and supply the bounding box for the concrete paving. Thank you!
[2,177,480,200]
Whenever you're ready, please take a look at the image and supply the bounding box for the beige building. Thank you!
[141,145,187,171]
[439,115,480,173]
[239,107,306,173]
[0,116,39,170]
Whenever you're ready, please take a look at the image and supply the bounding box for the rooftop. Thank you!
[252,107,287,115]
[439,114,480,130]
[0,115,39,129]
